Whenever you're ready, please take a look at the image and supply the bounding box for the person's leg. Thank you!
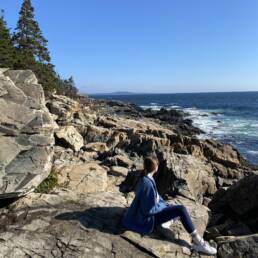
[154,205,217,255]
[154,204,195,233]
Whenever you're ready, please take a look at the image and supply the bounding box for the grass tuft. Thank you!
[35,169,58,194]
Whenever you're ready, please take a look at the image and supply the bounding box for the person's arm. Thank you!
[140,178,159,216]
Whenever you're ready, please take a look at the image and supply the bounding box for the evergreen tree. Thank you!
[65,76,78,97]
[13,0,50,64]
[10,0,79,96]
[0,10,17,68]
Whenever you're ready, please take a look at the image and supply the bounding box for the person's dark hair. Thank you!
[141,156,159,177]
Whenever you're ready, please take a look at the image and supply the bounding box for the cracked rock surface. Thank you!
[0,69,56,198]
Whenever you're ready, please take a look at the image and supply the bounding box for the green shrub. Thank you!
[35,169,58,194]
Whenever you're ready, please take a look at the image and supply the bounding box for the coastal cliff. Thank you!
[0,69,257,258]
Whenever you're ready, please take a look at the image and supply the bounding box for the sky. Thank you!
[1,0,258,94]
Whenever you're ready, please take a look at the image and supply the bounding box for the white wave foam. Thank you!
[247,150,258,154]
[140,104,182,111]
[251,123,258,128]
[140,105,163,111]
[168,105,181,109]
[140,105,258,145]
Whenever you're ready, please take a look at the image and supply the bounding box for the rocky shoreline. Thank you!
[0,69,258,258]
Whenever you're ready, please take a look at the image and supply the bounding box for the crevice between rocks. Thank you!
[120,235,158,258]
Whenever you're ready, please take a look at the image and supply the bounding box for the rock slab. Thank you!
[0,69,56,198]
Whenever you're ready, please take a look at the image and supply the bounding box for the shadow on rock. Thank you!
[55,206,126,234]
[55,206,192,251]
[0,197,20,209]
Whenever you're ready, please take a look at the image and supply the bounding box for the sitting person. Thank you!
[122,156,217,255]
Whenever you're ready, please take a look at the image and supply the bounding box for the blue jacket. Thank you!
[122,175,168,235]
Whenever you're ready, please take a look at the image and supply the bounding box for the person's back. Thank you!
[122,176,155,234]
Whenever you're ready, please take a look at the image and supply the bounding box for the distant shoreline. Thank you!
[89,90,258,96]
[90,91,258,165]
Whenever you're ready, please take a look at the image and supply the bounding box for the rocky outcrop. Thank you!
[0,69,56,198]
[55,125,83,151]
[207,172,258,237]
[1,70,257,257]
[155,150,217,202]
[217,234,258,258]
[0,183,213,258]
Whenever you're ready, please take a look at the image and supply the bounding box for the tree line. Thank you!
[0,0,78,97]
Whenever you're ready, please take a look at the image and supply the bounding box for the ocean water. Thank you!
[91,92,258,165]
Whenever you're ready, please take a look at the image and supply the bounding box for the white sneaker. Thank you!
[192,239,217,255]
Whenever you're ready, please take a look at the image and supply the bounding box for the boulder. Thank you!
[46,94,80,124]
[208,172,258,233]
[109,166,128,177]
[0,69,55,198]
[58,162,108,193]
[106,131,128,149]
[55,125,84,152]
[107,166,129,193]
[217,234,258,258]
[84,124,111,143]
[202,140,240,169]
[5,70,45,109]
[110,154,134,168]
[156,150,217,202]
[84,142,109,153]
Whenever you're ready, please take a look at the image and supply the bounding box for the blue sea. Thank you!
[91,92,258,165]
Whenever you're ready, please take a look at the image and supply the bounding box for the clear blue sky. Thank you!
[2,0,258,93]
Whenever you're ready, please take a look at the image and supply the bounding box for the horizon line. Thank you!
[86,90,258,95]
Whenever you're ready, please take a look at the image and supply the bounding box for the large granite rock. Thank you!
[208,172,258,235]
[0,191,142,258]
[217,234,258,258]
[156,150,217,202]
[0,69,56,198]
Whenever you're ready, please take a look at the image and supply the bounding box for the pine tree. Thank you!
[0,10,17,68]
[61,76,78,97]
[13,0,50,64]
[11,0,78,96]
[66,76,78,96]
